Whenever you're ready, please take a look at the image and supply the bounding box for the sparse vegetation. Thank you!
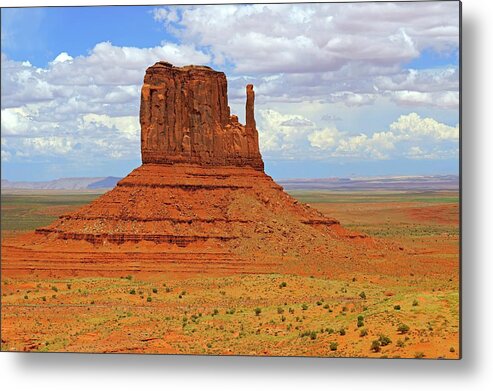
[397,323,410,334]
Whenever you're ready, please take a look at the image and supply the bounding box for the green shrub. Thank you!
[323,304,330,309]
[396,339,405,348]
[371,340,381,352]
[51,286,58,292]
[339,328,346,336]
[359,291,366,299]
[301,304,308,311]
[212,309,219,316]
[412,299,419,306]
[316,301,322,306]
[67,284,72,290]
[450,346,455,353]
[277,307,284,314]
[359,328,368,337]
[129,289,136,295]
[394,305,401,310]
[329,342,338,351]
[255,307,262,316]
[146,297,152,302]
[41,296,46,302]
[397,323,410,334]
[279,282,287,288]
[378,335,392,346]
[152,288,158,294]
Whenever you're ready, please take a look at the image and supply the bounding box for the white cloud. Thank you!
[51,52,73,64]
[155,2,458,74]
[308,127,340,150]
[260,110,458,161]
[390,112,459,141]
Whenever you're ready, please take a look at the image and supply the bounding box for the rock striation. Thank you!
[2,62,372,278]
[140,62,263,170]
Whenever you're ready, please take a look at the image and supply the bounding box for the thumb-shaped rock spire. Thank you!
[246,84,256,131]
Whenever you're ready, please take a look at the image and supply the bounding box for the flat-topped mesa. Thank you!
[140,61,264,171]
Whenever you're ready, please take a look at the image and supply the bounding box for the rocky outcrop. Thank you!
[140,62,264,170]
[4,61,373,279]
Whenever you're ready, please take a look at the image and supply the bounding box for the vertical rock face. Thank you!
[140,61,264,171]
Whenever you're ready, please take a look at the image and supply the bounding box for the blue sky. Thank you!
[1,2,460,181]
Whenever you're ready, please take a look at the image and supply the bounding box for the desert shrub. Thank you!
[413,299,419,307]
[394,305,401,310]
[255,307,262,316]
[316,301,322,306]
[67,284,72,290]
[327,328,334,334]
[181,291,186,296]
[339,328,346,336]
[146,297,152,302]
[357,315,364,328]
[125,275,132,280]
[24,295,28,299]
[129,289,136,295]
[359,328,368,337]
[281,315,286,322]
[301,304,308,311]
[277,307,284,314]
[378,335,392,346]
[359,291,367,299]
[323,304,330,309]
[166,287,171,293]
[330,342,338,351]
[152,288,158,294]
[51,286,58,292]
[310,331,317,340]
[212,309,219,316]
[42,296,46,302]
[450,347,455,353]
[396,339,405,348]
[371,340,381,352]
[397,323,410,334]
[414,352,425,359]
[279,282,287,288]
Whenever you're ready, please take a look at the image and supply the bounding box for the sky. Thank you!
[1,2,460,181]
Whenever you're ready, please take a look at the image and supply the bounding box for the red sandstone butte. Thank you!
[140,62,263,170]
[1,62,373,278]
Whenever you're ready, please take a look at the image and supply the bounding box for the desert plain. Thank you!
[1,188,459,358]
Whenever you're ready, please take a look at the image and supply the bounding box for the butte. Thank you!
[2,62,373,278]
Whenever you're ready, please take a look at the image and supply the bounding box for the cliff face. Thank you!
[140,62,264,171]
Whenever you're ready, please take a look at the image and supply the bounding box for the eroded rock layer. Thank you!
[2,62,374,278]
[140,62,263,170]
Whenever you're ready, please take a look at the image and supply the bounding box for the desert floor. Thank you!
[1,190,459,358]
